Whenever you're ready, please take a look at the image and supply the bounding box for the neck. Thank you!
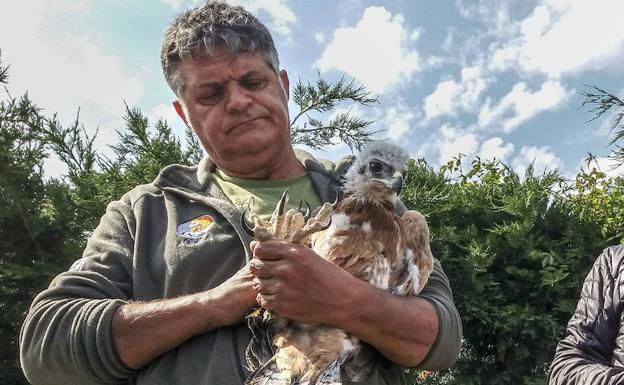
[343,184,396,206]
[217,149,306,180]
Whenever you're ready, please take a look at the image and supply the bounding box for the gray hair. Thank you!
[161,1,280,95]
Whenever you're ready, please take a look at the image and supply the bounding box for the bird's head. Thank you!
[342,141,409,201]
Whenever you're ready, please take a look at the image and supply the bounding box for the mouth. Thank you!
[226,117,264,133]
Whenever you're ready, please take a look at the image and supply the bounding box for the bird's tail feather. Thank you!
[342,343,378,382]
[245,308,276,372]
[245,357,294,385]
[246,358,342,385]
[303,360,341,385]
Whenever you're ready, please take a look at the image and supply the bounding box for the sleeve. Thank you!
[19,198,140,385]
[416,258,463,371]
[547,246,624,385]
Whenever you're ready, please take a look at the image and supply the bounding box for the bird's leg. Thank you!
[241,190,291,241]
[270,189,289,238]
[251,217,274,241]
[290,201,334,244]
[283,210,306,242]
[264,191,313,242]
[242,189,332,244]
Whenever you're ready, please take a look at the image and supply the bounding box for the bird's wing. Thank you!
[392,210,434,296]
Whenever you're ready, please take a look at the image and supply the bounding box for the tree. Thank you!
[0,58,86,384]
[402,157,614,385]
[579,85,624,167]
[290,73,381,151]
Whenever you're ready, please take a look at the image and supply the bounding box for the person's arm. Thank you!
[249,240,461,369]
[112,265,256,369]
[19,198,257,385]
[548,246,624,385]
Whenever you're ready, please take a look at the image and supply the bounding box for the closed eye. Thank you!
[199,87,224,106]
[240,77,268,91]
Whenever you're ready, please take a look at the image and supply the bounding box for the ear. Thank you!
[173,100,188,125]
[279,69,290,100]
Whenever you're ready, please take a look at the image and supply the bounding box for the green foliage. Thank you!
[0,90,84,384]
[290,72,381,151]
[0,74,204,385]
[579,85,624,166]
[569,162,624,242]
[402,157,615,385]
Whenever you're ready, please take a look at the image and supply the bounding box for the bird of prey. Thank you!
[243,141,434,385]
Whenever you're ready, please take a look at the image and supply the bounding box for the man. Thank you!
[548,245,624,384]
[20,2,461,384]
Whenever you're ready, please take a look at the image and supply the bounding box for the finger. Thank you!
[253,240,297,261]
[251,277,261,291]
[256,293,276,310]
[252,277,278,295]
[248,259,276,279]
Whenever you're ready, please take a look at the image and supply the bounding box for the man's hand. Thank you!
[113,262,257,370]
[249,240,356,324]
[249,239,438,368]
[204,263,258,327]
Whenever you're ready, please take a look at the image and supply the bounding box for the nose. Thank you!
[225,84,252,113]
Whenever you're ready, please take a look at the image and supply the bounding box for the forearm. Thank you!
[549,354,624,385]
[330,278,438,367]
[113,267,257,369]
[113,293,211,369]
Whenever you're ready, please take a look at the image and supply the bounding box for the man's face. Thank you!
[173,48,291,177]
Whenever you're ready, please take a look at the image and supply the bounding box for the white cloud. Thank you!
[456,1,517,40]
[490,0,624,77]
[478,80,570,133]
[161,0,183,11]
[380,103,416,141]
[230,0,297,36]
[316,6,420,94]
[424,65,488,119]
[0,0,145,155]
[162,0,296,36]
[424,55,446,69]
[437,124,478,164]
[314,32,325,44]
[478,137,514,162]
[512,145,563,174]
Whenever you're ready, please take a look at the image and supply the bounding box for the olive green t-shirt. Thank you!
[213,169,323,220]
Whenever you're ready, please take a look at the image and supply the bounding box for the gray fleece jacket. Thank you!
[20,151,461,385]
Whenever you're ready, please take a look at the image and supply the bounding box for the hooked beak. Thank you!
[391,171,403,195]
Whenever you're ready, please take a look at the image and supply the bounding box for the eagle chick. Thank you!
[246,141,434,385]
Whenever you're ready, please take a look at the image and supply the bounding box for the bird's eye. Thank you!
[369,160,383,175]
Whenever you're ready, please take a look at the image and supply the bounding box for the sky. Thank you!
[2,0,624,179]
